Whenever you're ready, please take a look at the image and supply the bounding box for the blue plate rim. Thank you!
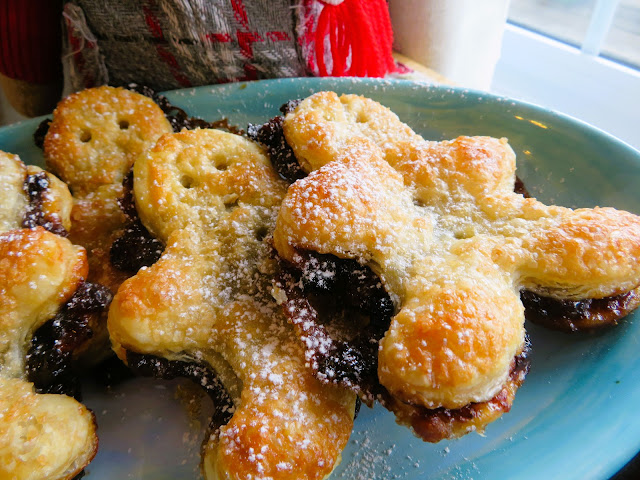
[1,77,638,479]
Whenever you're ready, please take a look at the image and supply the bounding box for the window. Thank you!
[602,0,640,67]
[509,0,598,51]
[508,0,640,68]
[492,0,640,150]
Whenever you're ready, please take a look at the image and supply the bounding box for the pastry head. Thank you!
[44,85,172,194]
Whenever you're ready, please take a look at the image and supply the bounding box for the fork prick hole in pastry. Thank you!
[180,175,194,189]
[224,197,239,209]
[254,225,269,241]
[79,130,92,143]
[118,119,130,130]
[210,152,229,171]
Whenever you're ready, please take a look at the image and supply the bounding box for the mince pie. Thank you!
[107,128,356,479]
[0,151,102,479]
[266,91,640,441]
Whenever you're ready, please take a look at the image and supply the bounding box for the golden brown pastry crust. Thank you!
[0,227,87,377]
[108,129,355,480]
[275,145,524,410]
[41,86,173,373]
[0,377,97,480]
[0,229,97,479]
[0,151,26,232]
[0,150,72,234]
[0,153,98,480]
[274,92,640,426]
[44,85,173,294]
[44,85,173,193]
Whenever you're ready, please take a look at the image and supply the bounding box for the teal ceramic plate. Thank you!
[1,78,638,479]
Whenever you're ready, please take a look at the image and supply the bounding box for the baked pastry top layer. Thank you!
[1,150,72,235]
[44,85,173,194]
[44,85,173,294]
[0,152,98,480]
[39,86,174,378]
[0,376,97,480]
[108,128,355,480]
[273,92,640,417]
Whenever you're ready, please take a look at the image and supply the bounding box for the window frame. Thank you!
[492,23,640,150]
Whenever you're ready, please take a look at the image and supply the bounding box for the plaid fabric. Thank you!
[63,0,308,91]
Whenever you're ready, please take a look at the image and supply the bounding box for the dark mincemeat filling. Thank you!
[108,84,246,273]
[395,342,531,443]
[247,100,304,182]
[33,119,51,150]
[28,85,246,475]
[277,251,394,402]
[26,282,113,399]
[110,171,165,273]
[513,175,530,198]
[35,84,243,274]
[22,171,68,236]
[521,289,640,332]
[19,168,111,480]
[515,177,638,331]
[278,249,533,437]
[126,83,243,134]
[21,172,113,398]
[35,87,241,430]
[126,351,235,435]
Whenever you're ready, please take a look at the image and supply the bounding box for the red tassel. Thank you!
[313,0,397,77]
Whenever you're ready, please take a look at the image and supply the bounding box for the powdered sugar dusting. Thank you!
[110,128,355,479]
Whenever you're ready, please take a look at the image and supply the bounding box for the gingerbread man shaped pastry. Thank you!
[0,151,101,480]
[44,85,173,294]
[272,91,640,442]
[108,128,356,480]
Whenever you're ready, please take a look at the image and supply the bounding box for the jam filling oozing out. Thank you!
[26,282,113,399]
[520,289,640,332]
[33,119,51,150]
[110,171,165,273]
[515,177,639,331]
[109,85,247,273]
[126,83,242,134]
[247,100,305,182]
[513,176,530,198]
[277,251,394,402]
[126,351,235,435]
[278,249,533,429]
[22,171,68,236]
[395,340,531,443]
[35,86,238,430]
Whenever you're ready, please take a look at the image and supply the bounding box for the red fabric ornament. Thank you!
[311,0,397,77]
